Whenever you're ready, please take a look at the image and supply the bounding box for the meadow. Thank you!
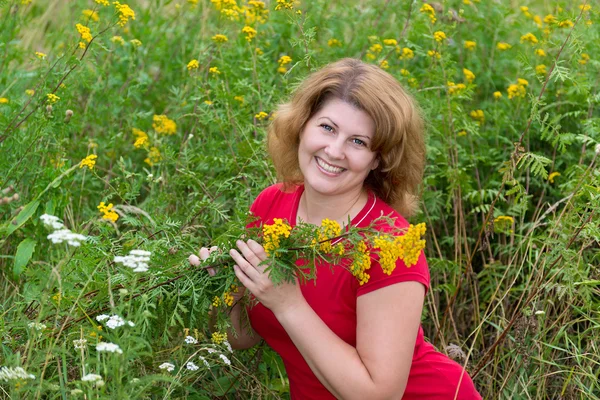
[0,0,599,398]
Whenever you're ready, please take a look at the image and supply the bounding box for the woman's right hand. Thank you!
[188,246,219,276]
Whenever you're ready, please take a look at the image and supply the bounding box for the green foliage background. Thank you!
[0,0,599,398]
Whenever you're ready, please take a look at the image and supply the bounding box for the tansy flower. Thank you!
[464,40,476,51]
[497,42,512,51]
[427,50,441,59]
[520,6,531,18]
[95,0,109,5]
[535,64,547,75]
[144,146,162,166]
[211,331,228,344]
[544,14,557,24]
[463,0,471,4]
[470,109,484,125]
[328,38,342,47]
[130,39,142,47]
[262,218,292,256]
[35,51,46,59]
[579,4,591,12]
[132,128,148,148]
[408,77,418,87]
[579,53,590,65]
[383,38,397,46]
[350,240,371,285]
[517,78,529,87]
[558,20,573,28]
[520,33,538,45]
[400,69,410,76]
[399,47,414,59]
[548,171,560,183]
[275,0,293,10]
[370,43,383,53]
[82,9,99,22]
[278,55,292,66]
[152,115,176,135]
[212,34,228,43]
[97,202,119,222]
[47,93,60,104]
[447,81,466,95]
[457,130,467,136]
[507,79,528,99]
[535,48,546,57]
[533,15,542,27]
[493,91,502,99]
[255,111,268,120]
[187,59,199,70]
[463,68,475,83]
[209,66,221,75]
[76,23,92,44]
[111,36,125,45]
[212,296,221,307]
[114,2,135,27]
[25,89,34,96]
[79,154,97,169]
[366,52,376,60]
[234,95,244,103]
[255,47,263,55]
[241,26,257,41]
[433,31,447,42]
[204,100,213,105]
[379,60,389,69]
[396,223,427,267]
[0,98,9,104]
[493,215,514,233]
[419,3,436,24]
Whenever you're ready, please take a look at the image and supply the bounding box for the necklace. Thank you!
[301,189,364,227]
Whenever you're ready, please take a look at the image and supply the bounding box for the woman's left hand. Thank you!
[230,239,305,316]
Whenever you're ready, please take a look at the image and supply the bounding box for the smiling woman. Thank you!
[202,58,482,399]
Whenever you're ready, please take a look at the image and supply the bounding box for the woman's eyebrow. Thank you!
[318,116,339,129]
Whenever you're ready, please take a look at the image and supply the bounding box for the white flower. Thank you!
[95,380,105,387]
[73,339,88,349]
[223,340,233,353]
[0,366,35,381]
[199,356,210,368]
[184,335,198,344]
[27,322,47,331]
[114,250,151,272]
[95,314,110,321]
[219,354,231,366]
[206,348,217,354]
[186,362,199,371]
[535,310,545,315]
[81,373,102,382]
[96,314,135,329]
[158,362,175,372]
[96,342,123,354]
[40,214,64,230]
[47,229,87,246]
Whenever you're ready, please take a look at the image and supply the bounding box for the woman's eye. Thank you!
[351,138,367,147]
[320,124,334,132]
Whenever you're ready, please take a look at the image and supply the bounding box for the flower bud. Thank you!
[64,109,73,123]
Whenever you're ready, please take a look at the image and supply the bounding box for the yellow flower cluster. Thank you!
[234,95,244,103]
[398,47,414,60]
[111,36,125,45]
[447,81,466,95]
[242,25,257,41]
[212,296,221,307]
[316,219,342,253]
[211,331,227,344]
[493,215,514,233]
[400,69,410,76]
[464,40,476,51]
[26,89,34,96]
[535,49,546,57]
[433,31,446,43]
[507,78,528,99]
[470,109,484,125]
[420,3,436,24]
[212,34,228,43]
[396,223,426,267]
[35,51,46,59]
[98,202,119,222]
[132,128,148,148]
[187,59,199,70]
[245,1,269,24]
[275,0,294,11]
[463,68,475,83]
[0,98,9,104]
[558,20,573,28]
[328,38,342,47]
[373,235,399,275]
[82,9,99,22]
[145,146,162,166]
[383,38,397,46]
[95,0,109,5]
[209,66,221,75]
[222,284,238,306]
[497,42,512,51]
[130,39,142,47]
[114,2,135,27]
[379,60,389,69]
[579,53,590,65]
[263,218,292,256]
[255,111,268,120]
[535,64,547,75]
[350,241,371,285]
[152,115,177,135]
[493,91,502,99]
[548,171,560,183]
[76,23,92,43]
[520,33,538,45]
[79,154,97,170]
[47,93,60,104]
[427,50,441,59]
[278,55,292,73]
[520,6,532,18]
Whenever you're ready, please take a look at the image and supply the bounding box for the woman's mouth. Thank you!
[315,157,345,174]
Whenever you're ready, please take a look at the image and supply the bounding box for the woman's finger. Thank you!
[246,239,267,262]
[229,248,261,281]
[235,240,263,268]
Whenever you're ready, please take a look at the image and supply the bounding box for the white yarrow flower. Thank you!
[96,342,123,354]
[199,356,210,368]
[47,229,87,246]
[40,214,64,230]
[96,314,110,321]
[206,348,217,354]
[0,366,36,381]
[186,362,199,371]
[184,335,198,344]
[96,314,135,329]
[114,249,151,272]
[81,373,103,382]
[223,340,233,353]
[158,362,175,372]
[27,322,47,331]
[219,354,231,366]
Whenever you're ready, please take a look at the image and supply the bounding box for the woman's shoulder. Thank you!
[250,183,301,220]
[366,194,410,231]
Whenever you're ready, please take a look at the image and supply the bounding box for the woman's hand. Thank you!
[189,246,246,301]
[230,239,305,316]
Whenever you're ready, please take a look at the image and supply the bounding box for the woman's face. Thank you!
[298,98,379,199]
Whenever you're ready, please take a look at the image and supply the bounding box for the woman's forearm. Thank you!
[227,302,261,349]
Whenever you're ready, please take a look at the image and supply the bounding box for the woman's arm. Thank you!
[230,239,425,400]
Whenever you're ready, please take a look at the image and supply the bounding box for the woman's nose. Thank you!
[324,138,345,160]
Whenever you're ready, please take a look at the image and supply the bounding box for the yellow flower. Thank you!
[255,47,263,55]
[241,25,257,41]
[383,38,397,46]
[370,43,383,54]
[447,81,466,95]
[152,115,176,135]
[209,66,221,75]
[433,31,447,42]
[535,64,547,75]
[187,59,199,70]
[97,202,119,222]
[275,0,294,11]
[399,47,414,59]
[419,3,436,24]
[113,2,135,27]
[144,146,162,166]
[493,215,514,233]
[350,240,371,285]
[79,154,98,170]
[520,33,538,45]
[35,51,46,59]
[463,68,475,83]
[262,218,292,256]
[463,0,471,4]
[82,9,99,22]
[95,0,109,5]
[277,66,287,74]
[188,0,198,5]
[548,171,560,183]
[579,4,591,12]
[535,48,546,57]
[204,100,213,105]
[211,331,227,344]
[543,14,557,24]
[464,40,476,51]
[579,53,590,65]
[427,50,441,59]
[558,20,573,28]
[470,109,484,125]
[132,128,148,148]
[520,6,531,18]
[47,93,60,104]
[111,36,125,45]
[130,39,142,47]
[497,42,512,51]
[517,78,529,87]
[212,34,228,43]
[457,130,467,136]
[366,52,376,60]
[212,296,221,307]
[328,38,342,47]
[400,69,410,76]
[493,91,502,99]
[76,23,92,43]
[408,77,418,87]
[379,60,389,69]
[533,15,542,27]
[507,84,525,99]
[234,95,244,103]
[0,98,8,104]
[25,89,35,96]
[396,223,427,267]
[255,111,268,120]
[278,55,292,66]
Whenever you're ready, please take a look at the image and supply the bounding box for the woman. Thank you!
[198,59,481,399]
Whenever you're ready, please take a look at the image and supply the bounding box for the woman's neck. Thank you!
[297,186,369,227]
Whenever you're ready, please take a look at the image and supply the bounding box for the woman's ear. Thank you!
[371,156,380,171]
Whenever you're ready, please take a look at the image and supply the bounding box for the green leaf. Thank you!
[4,199,40,236]
[13,238,36,279]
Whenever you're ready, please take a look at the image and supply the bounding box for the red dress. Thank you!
[247,184,482,399]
